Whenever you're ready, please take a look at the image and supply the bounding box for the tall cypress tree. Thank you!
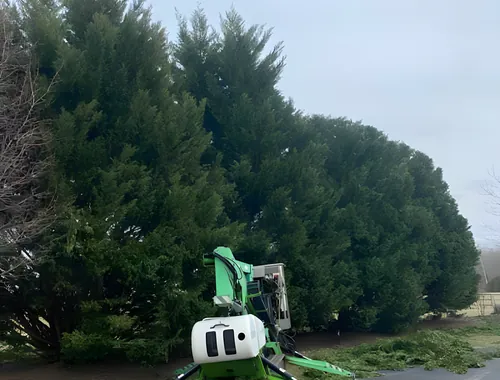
[173,9,344,328]
[1,0,241,362]
[307,115,479,332]
[1,2,481,362]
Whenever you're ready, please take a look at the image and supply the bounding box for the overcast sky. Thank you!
[148,0,500,248]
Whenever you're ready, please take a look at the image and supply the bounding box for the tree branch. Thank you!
[0,6,58,281]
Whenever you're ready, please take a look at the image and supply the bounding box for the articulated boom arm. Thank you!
[175,247,355,380]
[202,247,253,314]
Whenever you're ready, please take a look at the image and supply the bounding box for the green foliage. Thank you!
[2,0,239,364]
[309,330,488,378]
[0,0,481,365]
[0,343,39,364]
[172,6,479,334]
[60,331,115,363]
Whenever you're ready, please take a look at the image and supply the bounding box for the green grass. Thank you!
[300,316,500,379]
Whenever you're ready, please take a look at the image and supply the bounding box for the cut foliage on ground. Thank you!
[299,316,500,379]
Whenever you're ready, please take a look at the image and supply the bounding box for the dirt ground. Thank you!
[0,317,476,380]
[296,316,475,351]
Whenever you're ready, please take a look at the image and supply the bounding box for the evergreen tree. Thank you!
[308,115,479,332]
[408,152,480,312]
[173,9,343,328]
[1,1,481,363]
[2,0,241,362]
[172,8,480,333]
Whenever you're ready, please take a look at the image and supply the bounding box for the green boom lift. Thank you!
[174,246,355,380]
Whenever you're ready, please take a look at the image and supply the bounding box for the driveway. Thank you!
[368,359,500,380]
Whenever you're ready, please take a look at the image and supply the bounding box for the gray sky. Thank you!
[149,0,500,248]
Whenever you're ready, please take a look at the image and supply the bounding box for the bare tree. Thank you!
[480,167,500,246]
[0,4,56,283]
[483,168,500,214]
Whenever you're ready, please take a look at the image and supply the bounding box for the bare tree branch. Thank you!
[481,167,500,215]
[476,166,500,249]
[0,5,58,283]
